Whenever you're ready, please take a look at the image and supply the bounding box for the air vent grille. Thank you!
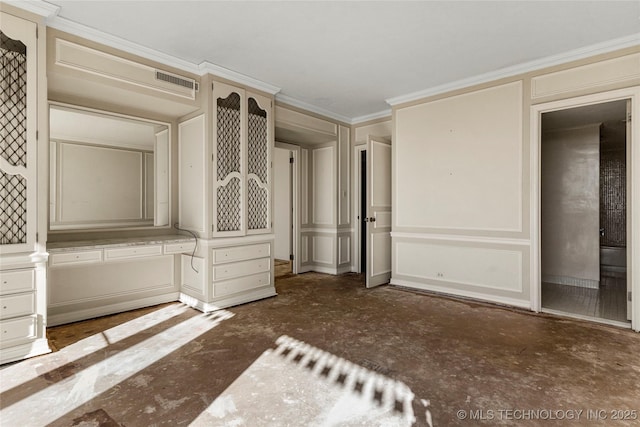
[155,70,198,91]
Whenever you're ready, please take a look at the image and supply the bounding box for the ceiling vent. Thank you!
[155,70,199,92]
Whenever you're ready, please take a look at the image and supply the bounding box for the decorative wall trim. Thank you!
[393,81,524,234]
[301,236,309,263]
[301,227,344,234]
[276,94,351,124]
[308,265,341,275]
[46,16,199,73]
[393,240,525,293]
[5,0,60,18]
[531,53,640,99]
[390,279,530,310]
[311,145,335,225]
[351,109,393,125]
[200,234,275,248]
[311,235,334,265]
[300,148,309,225]
[386,33,640,107]
[542,275,599,289]
[391,232,531,246]
[338,236,350,265]
[199,61,280,95]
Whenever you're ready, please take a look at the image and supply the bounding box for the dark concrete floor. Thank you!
[2,272,640,426]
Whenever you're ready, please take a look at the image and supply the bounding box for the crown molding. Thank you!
[4,0,60,17]
[386,32,640,107]
[46,16,200,74]
[46,15,281,96]
[275,94,352,124]
[351,109,392,125]
[198,61,280,95]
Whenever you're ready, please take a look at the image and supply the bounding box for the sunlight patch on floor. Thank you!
[191,335,418,426]
[0,308,234,426]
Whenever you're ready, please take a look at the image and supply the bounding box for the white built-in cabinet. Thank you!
[213,82,272,236]
[0,11,50,364]
[178,80,275,312]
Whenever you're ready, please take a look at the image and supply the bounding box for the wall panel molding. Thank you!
[393,238,527,294]
[531,53,640,99]
[311,235,334,265]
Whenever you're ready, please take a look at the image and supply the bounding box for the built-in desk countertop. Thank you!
[47,234,195,252]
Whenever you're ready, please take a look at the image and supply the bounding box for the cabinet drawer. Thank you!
[0,316,37,347]
[164,241,196,255]
[0,293,35,320]
[214,272,271,298]
[0,269,35,294]
[104,245,162,261]
[213,243,270,264]
[50,250,103,266]
[213,257,270,281]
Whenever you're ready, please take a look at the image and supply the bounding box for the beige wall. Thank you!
[393,81,529,306]
[541,125,600,287]
[391,48,639,311]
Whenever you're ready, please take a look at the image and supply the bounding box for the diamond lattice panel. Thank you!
[217,93,241,181]
[0,171,27,244]
[248,178,268,230]
[217,177,242,232]
[0,36,28,167]
[247,98,268,183]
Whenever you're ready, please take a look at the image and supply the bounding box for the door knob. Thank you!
[364,217,376,222]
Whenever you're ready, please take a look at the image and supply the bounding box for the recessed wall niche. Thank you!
[49,104,170,231]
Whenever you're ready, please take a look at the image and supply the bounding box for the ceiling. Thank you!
[41,1,640,122]
[542,100,627,132]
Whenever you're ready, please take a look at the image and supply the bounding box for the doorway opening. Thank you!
[274,144,297,279]
[540,99,630,325]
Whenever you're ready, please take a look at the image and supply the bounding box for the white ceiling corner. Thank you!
[5,0,60,17]
[385,32,640,107]
[276,94,352,125]
[199,61,281,95]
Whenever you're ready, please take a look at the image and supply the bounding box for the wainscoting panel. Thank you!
[312,235,334,265]
[392,236,530,306]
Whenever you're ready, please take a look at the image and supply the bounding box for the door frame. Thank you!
[275,141,300,274]
[530,87,640,332]
[353,144,367,273]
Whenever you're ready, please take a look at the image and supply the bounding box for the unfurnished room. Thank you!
[1,1,639,426]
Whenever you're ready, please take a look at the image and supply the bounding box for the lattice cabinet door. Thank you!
[212,82,246,236]
[246,92,272,234]
[0,12,37,254]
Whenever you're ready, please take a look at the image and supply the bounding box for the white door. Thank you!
[366,136,392,288]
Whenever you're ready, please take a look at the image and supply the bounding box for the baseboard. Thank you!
[180,286,277,313]
[308,266,339,275]
[297,265,313,274]
[47,293,180,326]
[0,338,51,365]
[337,265,351,274]
[390,278,530,310]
